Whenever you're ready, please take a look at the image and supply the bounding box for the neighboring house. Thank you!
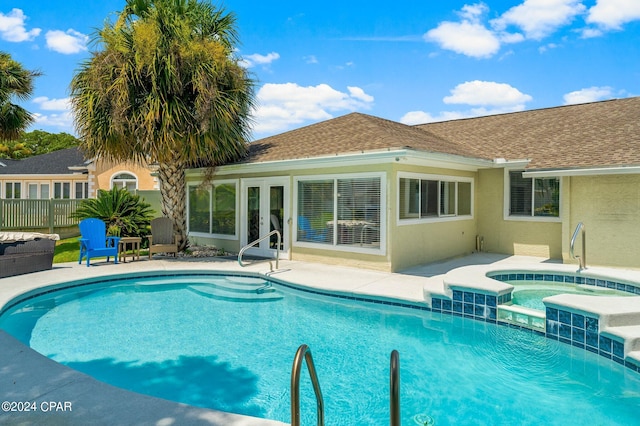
[0,147,158,200]
[186,96,640,272]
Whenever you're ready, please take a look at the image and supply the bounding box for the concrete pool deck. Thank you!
[1,253,640,425]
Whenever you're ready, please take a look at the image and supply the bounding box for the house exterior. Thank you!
[0,147,158,199]
[185,97,640,272]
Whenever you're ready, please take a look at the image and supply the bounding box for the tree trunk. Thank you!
[158,161,188,251]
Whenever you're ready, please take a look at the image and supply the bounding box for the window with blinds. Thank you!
[509,171,559,217]
[399,175,472,221]
[297,176,382,248]
[297,180,334,244]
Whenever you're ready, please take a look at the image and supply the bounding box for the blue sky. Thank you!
[1,0,639,140]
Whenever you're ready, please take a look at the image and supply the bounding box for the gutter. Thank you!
[523,165,640,178]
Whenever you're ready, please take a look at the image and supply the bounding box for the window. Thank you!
[212,183,236,235]
[297,176,381,249]
[75,182,89,199]
[509,171,559,217]
[112,173,137,192]
[399,175,472,221]
[41,183,50,199]
[28,183,51,199]
[54,182,71,199]
[4,182,21,199]
[189,186,210,233]
[188,182,237,236]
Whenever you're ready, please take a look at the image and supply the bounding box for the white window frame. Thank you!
[111,172,138,192]
[503,169,561,222]
[187,179,239,240]
[75,181,89,199]
[4,181,22,199]
[27,182,51,199]
[397,172,474,225]
[294,172,386,255]
[53,181,71,199]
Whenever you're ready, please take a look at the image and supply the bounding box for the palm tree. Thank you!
[0,52,41,140]
[70,0,255,250]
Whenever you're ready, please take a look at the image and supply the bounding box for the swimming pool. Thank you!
[1,272,640,425]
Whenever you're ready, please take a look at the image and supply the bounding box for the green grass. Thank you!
[54,237,80,263]
[54,236,150,264]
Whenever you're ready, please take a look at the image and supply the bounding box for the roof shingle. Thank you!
[240,97,640,171]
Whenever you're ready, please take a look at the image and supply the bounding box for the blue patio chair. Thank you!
[298,216,328,242]
[78,218,120,267]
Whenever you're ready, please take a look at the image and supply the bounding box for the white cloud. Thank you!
[443,80,532,107]
[347,86,374,103]
[491,0,586,40]
[0,8,41,42]
[252,82,374,135]
[402,80,532,125]
[32,111,74,129]
[241,52,280,68]
[424,4,500,58]
[400,110,468,125]
[33,96,71,111]
[45,29,88,54]
[563,86,613,104]
[586,0,640,29]
[304,55,318,64]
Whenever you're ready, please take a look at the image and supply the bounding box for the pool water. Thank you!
[508,280,633,311]
[1,273,640,426]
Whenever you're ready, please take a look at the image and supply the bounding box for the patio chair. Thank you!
[298,216,328,242]
[78,218,120,267]
[148,217,178,259]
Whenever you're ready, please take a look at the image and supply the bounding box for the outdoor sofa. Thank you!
[0,232,59,279]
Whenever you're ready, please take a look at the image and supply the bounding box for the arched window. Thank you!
[111,173,137,192]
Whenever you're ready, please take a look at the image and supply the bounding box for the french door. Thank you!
[241,178,289,258]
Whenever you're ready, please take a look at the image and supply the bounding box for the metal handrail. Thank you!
[570,222,586,270]
[390,350,400,426]
[238,229,280,271]
[291,344,324,426]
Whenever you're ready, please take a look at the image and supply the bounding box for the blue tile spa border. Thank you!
[431,290,640,374]
[488,272,640,296]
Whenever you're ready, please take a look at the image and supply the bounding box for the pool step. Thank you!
[497,304,546,332]
[135,276,273,294]
[187,284,283,303]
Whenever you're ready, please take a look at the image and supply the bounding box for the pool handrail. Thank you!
[390,350,400,426]
[291,344,325,426]
[570,222,586,270]
[238,229,280,271]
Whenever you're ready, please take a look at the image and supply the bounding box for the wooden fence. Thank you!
[0,199,83,233]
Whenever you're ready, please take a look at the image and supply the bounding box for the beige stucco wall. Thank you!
[476,168,562,259]
[388,164,478,271]
[196,162,395,271]
[92,159,157,196]
[564,174,640,268]
[186,161,485,272]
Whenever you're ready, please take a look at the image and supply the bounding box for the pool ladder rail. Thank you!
[570,222,586,271]
[238,230,281,272]
[290,344,401,426]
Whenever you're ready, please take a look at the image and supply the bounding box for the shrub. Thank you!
[71,188,155,238]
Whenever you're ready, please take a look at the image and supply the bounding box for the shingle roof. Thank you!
[416,97,640,170]
[240,112,483,164]
[0,147,87,175]
[241,97,640,171]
